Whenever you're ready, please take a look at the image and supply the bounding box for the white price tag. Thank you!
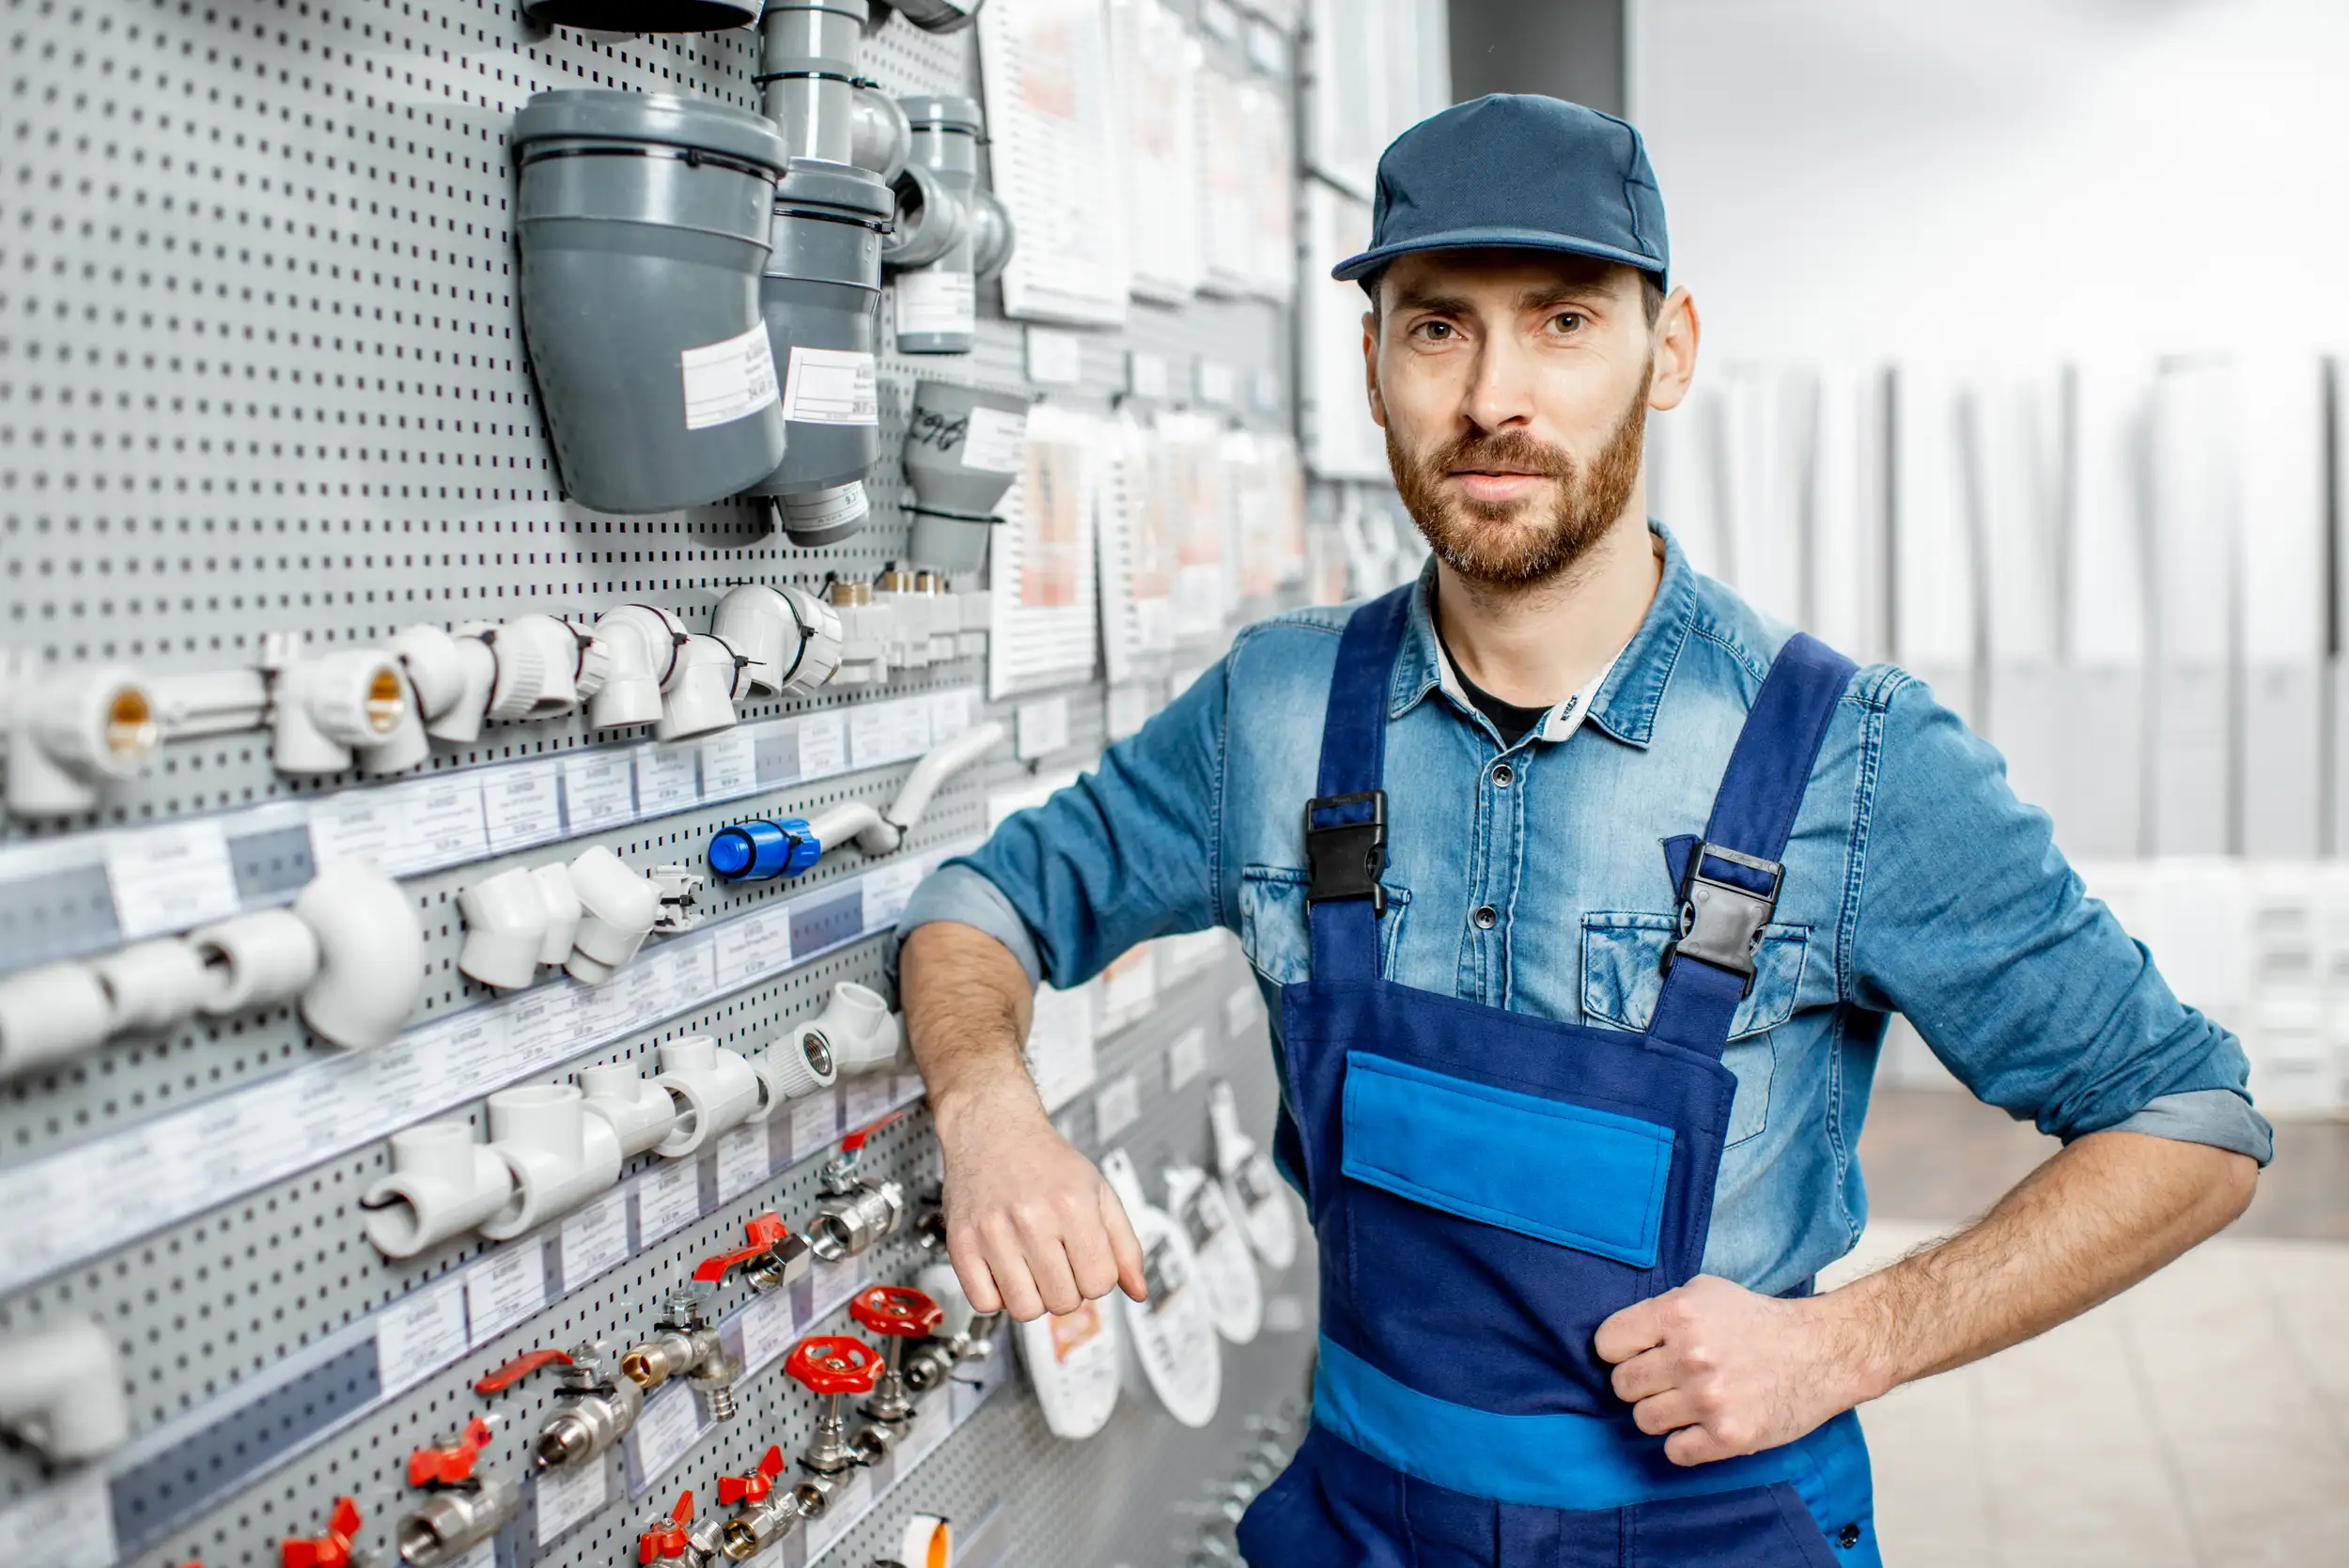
[890,694,934,757]
[713,908,793,989]
[482,761,563,848]
[861,861,924,930]
[629,1386,702,1484]
[738,1289,798,1371]
[377,1281,469,1395]
[1167,1026,1209,1092]
[894,267,976,337]
[848,704,894,767]
[559,1191,632,1292]
[634,743,699,813]
[535,1458,610,1545]
[467,1245,548,1344]
[1195,358,1237,407]
[961,406,1028,474]
[780,346,879,427]
[403,777,491,867]
[929,688,974,740]
[789,1089,840,1157]
[305,787,410,867]
[700,730,757,798]
[637,1160,703,1242]
[716,1123,771,1202]
[1024,325,1084,385]
[1095,1073,1143,1142]
[1106,683,1152,740]
[680,322,781,431]
[797,711,848,777]
[104,819,241,940]
[844,1073,894,1126]
[1225,984,1257,1038]
[1016,695,1070,759]
[563,753,634,829]
[0,1470,117,1568]
[1127,349,1170,400]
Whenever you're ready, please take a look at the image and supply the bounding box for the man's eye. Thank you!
[1548,313,1585,334]
[1414,320,1455,341]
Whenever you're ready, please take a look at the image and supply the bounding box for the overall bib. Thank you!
[1236,588,1880,1568]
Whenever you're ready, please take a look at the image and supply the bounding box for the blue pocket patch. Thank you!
[1340,1050,1674,1268]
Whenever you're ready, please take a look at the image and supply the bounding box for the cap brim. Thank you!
[1330,227,1665,284]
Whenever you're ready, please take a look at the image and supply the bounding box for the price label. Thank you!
[535,1459,610,1545]
[634,744,699,813]
[377,1281,469,1395]
[889,695,934,757]
[716,1123,771,1203]
[628,1386,702,1487]
[713,908,793,990]
[104,819,241,939]
[1166,1026,1209,1092]
[848,704,894,767]
[563,753,634,829]
[305,787,411,867]
[1195,358,1237,407]
[637,1160,703,1243]
[789,1089,839,1157]
[483,761,563,848]
[929,688,974,739]
[1016,695,1070,759]
[1128,349,1170,400]
[844,1073,895,1126]
[797,711,848,777]
[1095,1072,1143,1142]
[0,1470,117,1568]
[861,861,924,931]
[738,1289,798,1371]
[467,1245,548,1344]
[700,730,757,798]
[559,1191,632,1292]
[1025,325,1084,385]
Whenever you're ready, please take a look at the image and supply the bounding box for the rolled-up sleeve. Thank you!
[893,657,1230,990]
[1849,675,2273,1165]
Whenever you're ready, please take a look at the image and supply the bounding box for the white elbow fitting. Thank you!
[0,961,116,1081]
[361,1119,518,1259]
[752,1021,839,1107]
[188,908,321,1016]
[389,626,470,723]
[651,1035,762,1158]
[480,1082,623,1241]
[353,672,432,777]
[856,719,1005,855]
[6,665,161,818]
[807,801,888,861]
[804,982,904,1077]
[712,583,845,697]
[566,846,661,984]
[423,633,499,745]
[89,938,211,1035]
[652,634,746,743]
[271,647,409,775]
[458,867,552,991]
[532,862,583,966]
[291,858,425,1050]
[0,1318,131,1465]
[585,605,689,731]
[579,1063,679,1160]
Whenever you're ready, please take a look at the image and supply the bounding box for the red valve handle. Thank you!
[717,1444,786,1506]
[637,1490,694,1563]
[784,1335,883,1395]
[838,1110,905,1155]
[279,1497,362,1568]
[407,1416,495,1486]
[691,1213,792,1286]
[473,1346,573,1394]
[848,1284,944,1339]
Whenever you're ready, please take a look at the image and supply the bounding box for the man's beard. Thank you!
[1387,375,1650,588]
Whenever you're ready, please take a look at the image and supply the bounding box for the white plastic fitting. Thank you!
[469,613,596,724]
[652,634,746,743]
[805,801,887,858]
[0,1318,132,1464]
[458,867,551,991]
[855,719,1005,855]
[358,625,470,777]
[353,668,432,777]
[826,581,892,685]
[5,664,161,817]
[578,1063,679,1160]
[751,1022,839,1107]
[361,1119,518,1259]
[874,572,934,671]
[270,645,409,775]
[422,632,499,745]
[952,589,989,658]
[144,667,271,742]
[0,960,116,1080]
[188,908,321,1017]
[712,583,846,697]
[651,1035,763,1158]
[88,938,211,1035]
[585,604,689,730]
[803,982,905,1076]
[291,857,425,1049]
[566,846,661,984]
[480,1082,623,1240]
[532,862,583,966]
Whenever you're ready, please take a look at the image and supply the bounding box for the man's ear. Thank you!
[1362,312,1388,428]
[1647,287,1701,413]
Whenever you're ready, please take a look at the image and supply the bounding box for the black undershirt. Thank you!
[1437,626,1554,748]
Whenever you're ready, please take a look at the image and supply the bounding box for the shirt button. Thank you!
[1491,762,1514,788]
[1472,905,1498,930]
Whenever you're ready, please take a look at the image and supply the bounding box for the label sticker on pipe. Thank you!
[780,346,879,427]
[679,323,781,431]
[894,268,975,337]
[104,820,240,939]
[960,404,1029,474]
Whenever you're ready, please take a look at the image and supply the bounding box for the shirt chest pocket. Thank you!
[1579,912,1811,1147]
[1239,865,1412,985]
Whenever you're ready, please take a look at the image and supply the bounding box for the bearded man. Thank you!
[890,95,2267,1565]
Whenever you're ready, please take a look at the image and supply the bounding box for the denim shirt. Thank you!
[898,525,2273,1293]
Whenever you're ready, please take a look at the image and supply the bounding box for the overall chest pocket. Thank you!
[1580,912,1811,1147]
[1239,865,1411,985]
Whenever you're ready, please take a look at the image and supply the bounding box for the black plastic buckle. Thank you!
[1304,791,1387,915]
[1659,841,1781,996]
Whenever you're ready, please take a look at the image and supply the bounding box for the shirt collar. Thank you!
[1388,520,1694,750]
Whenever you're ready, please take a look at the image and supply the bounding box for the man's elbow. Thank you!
[2208,1147,2259,1228]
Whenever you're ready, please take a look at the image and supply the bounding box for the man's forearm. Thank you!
[900,920,1044,1136]
[1828,1129,2258,1397]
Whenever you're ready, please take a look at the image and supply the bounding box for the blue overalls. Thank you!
[1236,587,1881,1567]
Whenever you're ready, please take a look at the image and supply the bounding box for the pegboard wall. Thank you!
[0,2,1325,1566]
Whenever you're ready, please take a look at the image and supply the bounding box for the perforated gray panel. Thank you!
[0,1,1322,1565]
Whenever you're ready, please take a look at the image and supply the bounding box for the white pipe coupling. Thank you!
[578,1063,679,1160]
[803,982,904,1076]
[291,858,426,1049]
[480,1082,623,1240]
[188,908,320,1016]
[5,663,160,817]
[464,613,599,724]
[0,960,116,1081]
[533,862,583,965]
[565,846,661,985]
[270,645,408,775]
[362,1120,517,1259]
[89,938,211,1035]
[752,1018,840,1107]
[0,1318,132,1463]
[651,1035,763,1158]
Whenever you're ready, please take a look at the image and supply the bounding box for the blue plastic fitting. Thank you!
[708,818,820,881]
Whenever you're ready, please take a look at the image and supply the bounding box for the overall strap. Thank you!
[1303,586,1414,984]
[1647,632,1858,1055]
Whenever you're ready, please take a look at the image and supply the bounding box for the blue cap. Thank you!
[708,818,819,882]
[1331,95,1668,287]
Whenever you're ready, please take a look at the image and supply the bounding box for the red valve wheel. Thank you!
[717,1444,786,1506]
[637,1490,694,1563]
[848,1284,944,1339]
[784,1335,883,1395]
[473,1345,572,1394]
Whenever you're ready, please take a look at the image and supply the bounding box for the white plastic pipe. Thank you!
[271,647,408,775]
[362,1120,518,1259]
[532,862,583,967]
[292,858,425,1049]
[651,1035,762,1158]
[458,867,551,991]
[803,981,904,1075]
[480,1083,622,1240]
[5,665,161,817]
[567,846,661,982]
[89,939,210,1035]
[806,801,887,856]
[0,1318,132,1464]
[857,720,1005,854]
[579,1063,679,1160]
[0,961,115,1080]
[146,667,270,742]
[188,908,321,1017]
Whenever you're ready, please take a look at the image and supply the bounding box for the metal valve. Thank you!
[541,1343,646,1469]
[848,1284,944,1429]
[807,1176,905,1261]
[397,1416,521,1568]
[637,1489,723,1566]
[714,1445,803,1561]
[690,1212,813,1299]
[281,1497,369,1568]
[783,1334,885,1518]
[622,1292,744,1424]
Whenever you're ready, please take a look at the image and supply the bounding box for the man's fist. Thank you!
[1595,1275,1885,1466]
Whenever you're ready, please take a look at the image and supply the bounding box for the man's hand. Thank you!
[1595,1276,1884,1466]
[933,1078,1148,1321]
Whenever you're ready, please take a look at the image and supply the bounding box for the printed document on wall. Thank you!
[980,0,1131,324]
[1099,411,1178,685]
[1158,411,1230,638]
[1300,179,1387,480]
[1111,0,1204,302]
[989,403,1102,700]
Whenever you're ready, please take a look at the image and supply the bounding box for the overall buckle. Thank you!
[1304,791,1387,915]
[1660,841,1781,995]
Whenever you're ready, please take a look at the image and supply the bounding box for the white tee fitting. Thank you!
[0,1318,132,1464]
[712,583,845,697]
[652,634,746,743]
[804,981,904,1076]
[532,862,583,966]
[579,1063,679,1160]
[651,1035,762,1158]
[188,908,321,1017]
[0,960,116,1081]
[566,846,661,984]
[423,632,499,745]
[89,939,210,1036]
[585,604,688,730]
[292,858,425,1049]
[270,646,408,775]
[361,1119,518,1259]
[5,664,161,818]
[481,1082,623,1240]
[458,867,551,991]
[751,1019,839,1107]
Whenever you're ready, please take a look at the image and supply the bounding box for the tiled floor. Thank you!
[1841,1093,2349,1566]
